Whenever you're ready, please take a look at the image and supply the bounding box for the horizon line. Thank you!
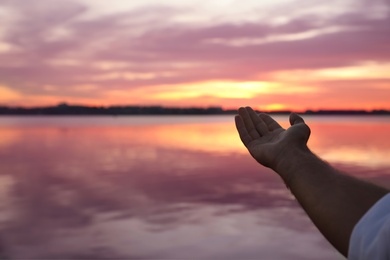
[0,103,389,115]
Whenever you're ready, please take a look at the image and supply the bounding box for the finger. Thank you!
[289,113,305,125]
[235,115,253,146]
[247,107,269,136]
[259,113,282,131]
[238,107,261,139]
[289,113,311,140]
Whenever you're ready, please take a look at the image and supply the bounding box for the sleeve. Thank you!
[348,193,390,260]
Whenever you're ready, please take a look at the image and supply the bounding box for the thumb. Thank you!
[289,113,305,126]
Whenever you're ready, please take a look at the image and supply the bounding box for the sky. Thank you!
[0,0,389,111]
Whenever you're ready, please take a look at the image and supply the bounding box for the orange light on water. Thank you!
[1,116,389,168]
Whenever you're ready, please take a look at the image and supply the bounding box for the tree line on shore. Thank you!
[0,103,389,115]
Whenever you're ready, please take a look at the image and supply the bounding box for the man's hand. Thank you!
[235,106,311,171]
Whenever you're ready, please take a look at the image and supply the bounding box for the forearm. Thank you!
[274,147,389,257]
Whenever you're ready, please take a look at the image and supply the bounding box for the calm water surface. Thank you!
[0,115,389,259]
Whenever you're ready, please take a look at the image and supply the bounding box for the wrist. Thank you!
[273,145,315,183]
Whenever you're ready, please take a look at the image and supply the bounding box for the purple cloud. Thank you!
[0,0,389,106]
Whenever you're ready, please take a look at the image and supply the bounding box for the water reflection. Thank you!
[0,115,388,258]
[307,118,390,169]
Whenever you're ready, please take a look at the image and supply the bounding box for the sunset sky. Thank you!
[0,0,389,111]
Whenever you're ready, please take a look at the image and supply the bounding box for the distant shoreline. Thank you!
[0,104,389,116]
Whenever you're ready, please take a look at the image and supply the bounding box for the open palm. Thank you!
[235,107,311,169]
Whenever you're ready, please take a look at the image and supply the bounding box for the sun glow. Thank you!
[150,81,278,100]
[0,85,21,101]
[263,104,287,111]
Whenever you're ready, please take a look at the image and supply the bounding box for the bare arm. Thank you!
[235,106,389,257]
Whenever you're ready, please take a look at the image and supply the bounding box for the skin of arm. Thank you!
[235,106,389,257]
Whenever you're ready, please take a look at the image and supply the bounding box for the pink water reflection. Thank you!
[0,115,388,258]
